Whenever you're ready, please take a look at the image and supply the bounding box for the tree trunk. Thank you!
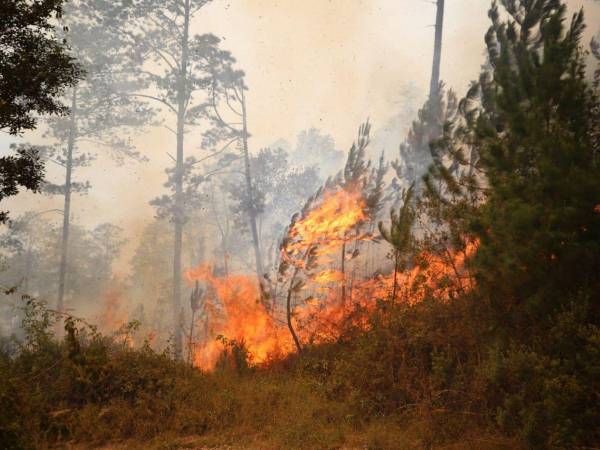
[286,271,302,353]
[223,248,229,277]
[24,237,33,294]
[392,250,399,303]
[429,0,445,101]
[340,241,346,305]
[172,0,191,359]
[240,86,266,298]
[187,308,196,365]
[57,86,77,312]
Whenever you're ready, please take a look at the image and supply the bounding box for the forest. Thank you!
[0,0,599,448]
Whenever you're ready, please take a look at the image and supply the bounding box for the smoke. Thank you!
[2,0,599,343]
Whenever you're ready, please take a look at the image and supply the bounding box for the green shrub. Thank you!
[478,298,600,448]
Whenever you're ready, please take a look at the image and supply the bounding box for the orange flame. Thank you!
[286,189,367,262]
[99,290,129,332]
[184,265,293,371]
[295,241,477,343]
[184,187,477,371]
[97,290,135,347]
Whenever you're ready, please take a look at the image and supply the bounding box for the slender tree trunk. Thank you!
[468,147,477,178]
[187,308,196,365]
[349,240,360,302]
[24,237,32,294]
[286,243,316,354]
[340,241,346,305]
[223,251,229,277]
[57,86,77,312]
[209,183,230,277]
[429,0,445,101]
[392,250,399,303]
[286,270,302,353]
[429,1,449,227]
[240,87,266,297]
[172,0,191,358]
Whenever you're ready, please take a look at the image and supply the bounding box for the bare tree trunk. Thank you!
[392,250,399,303]
[24,237,32,294]
[57,86,77,312]
[223,249,229,277]
[285,243,316,354]
[468,147,477,178]
[340,241,346,305]
[286,271,302,353]
[208,182,230,277]
[187,308,196,365]
[240,87,266,296]
[429,0,445,101]
[172,0,191,359]
[349,240,361,302]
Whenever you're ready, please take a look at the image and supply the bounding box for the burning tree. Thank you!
[278,185,370,349]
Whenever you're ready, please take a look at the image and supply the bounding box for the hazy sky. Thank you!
[3,0,599,273]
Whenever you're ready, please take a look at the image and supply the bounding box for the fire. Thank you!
[295,241,477,343]
[97,290,136,347]
[98,290,129,332]
[183,187,477,371]
[285,189,367,262]
[184,265,293,371]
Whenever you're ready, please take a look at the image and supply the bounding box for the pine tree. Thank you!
[427,0,600,331]
[0,0,82,135]
[34,0,148,313]
[378,183,415,301]
[394,83,458,197]
[109,0,239,356]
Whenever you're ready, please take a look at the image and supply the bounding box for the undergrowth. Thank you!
[3,295,597,449]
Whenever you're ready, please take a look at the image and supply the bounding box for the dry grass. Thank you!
[55,371,518,450]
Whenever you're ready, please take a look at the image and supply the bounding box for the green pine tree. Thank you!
[378,183,415,301]
[428,0,600,330]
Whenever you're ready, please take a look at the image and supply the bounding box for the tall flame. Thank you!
[184,265,293,370]
[286,189,367,262]
[184,187,476,371]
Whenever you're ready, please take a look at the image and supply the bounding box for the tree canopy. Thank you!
[0,0,82,135]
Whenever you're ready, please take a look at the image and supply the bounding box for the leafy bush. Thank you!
[478,297,600,448]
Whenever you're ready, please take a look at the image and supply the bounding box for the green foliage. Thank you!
[473,0,600,326]
[0,146,45,223]
[378,184,416,298]
[478,296,600,448]
[0,0,82,135]
[379,184,415,258]
[416,1,600,446]
[394,83,459,195]
[428,0,600,330]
